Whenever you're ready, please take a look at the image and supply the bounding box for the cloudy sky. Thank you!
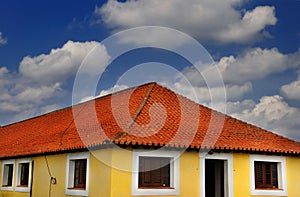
[0,0,300,141]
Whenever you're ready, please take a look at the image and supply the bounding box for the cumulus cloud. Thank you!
[99,84,129,97]
[215,6,277,43]
[79,84,129,103]
[96,0,276,44]
[15,83,62,104]
[0,40,111,125]
[19,40,109,84]
[169,81,251,104]
[229,95,300,140]
[281,76,300,101]
[0,67,8,76]
[0,32,7,46]
[218,47,300,84]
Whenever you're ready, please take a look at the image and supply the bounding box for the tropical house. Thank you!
[0,82,299,197]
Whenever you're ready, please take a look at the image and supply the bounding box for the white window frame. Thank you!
[250,155,287,196]
[199,152,234,197]
[15,158,32,192]
[132,150,180,196]
[65,152,90,196]
[1,160,15,191]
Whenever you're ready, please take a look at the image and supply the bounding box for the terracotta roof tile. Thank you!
[0,82,300,158]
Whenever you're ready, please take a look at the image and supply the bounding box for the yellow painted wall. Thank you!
[233,153,251,196]
[110,148,132,197]
[1,150,300,197]
[109,149,200,197]
[286,156,300,197]
[89,149,113,197]
[31,154,67,197]
[233,153,300,197]
[179,151,200,197]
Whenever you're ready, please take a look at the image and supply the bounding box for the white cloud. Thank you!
[230,95,300,140]
[15,83,62,104]
[99,84,129,97]
[0,40,112,125]
[19,40,108,84]
[218,47,300,84]
[0,67,8,76]
[0,102,25,113]
[10,104,60,124]
[97,0,276,44]
[215,6,277,43]
[170,81,251,103]
[40,104,60,114]
[281,78,300,101]
[213,99,256,115]
[114,27,191,49]
[0,32,7,46]
[79,84,129,103]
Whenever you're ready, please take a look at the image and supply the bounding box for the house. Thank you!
[0,82,300,197]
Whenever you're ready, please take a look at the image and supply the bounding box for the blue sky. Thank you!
[0,0,300,141]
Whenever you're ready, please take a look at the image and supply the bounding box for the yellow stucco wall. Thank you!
[89,149,112,197]
[233,153,251,196]
[1,150,300,197]
[109,148,200,197]
[286,156,300,197]
[233,153,300,197]
[32,154,67,197]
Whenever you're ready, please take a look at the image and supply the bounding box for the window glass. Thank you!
[2,164,13,186]
[255,161,278,189]
[19,163,30,186]
[74,159,87,188]
[138,157,170,188]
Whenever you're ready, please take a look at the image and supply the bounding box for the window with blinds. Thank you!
[66,152,89,196]
[19,163,29,186]
[138,157,171,188]
[2,163,14,187]
[74,159,87,189]
[255,161,278,189]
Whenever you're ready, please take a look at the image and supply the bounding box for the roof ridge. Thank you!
[112,82,156,141]
[128,82,156,126]
[59,101,89,147]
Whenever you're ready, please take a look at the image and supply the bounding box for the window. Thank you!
[255,161,278,189]
[74,159,87,189]
[66,152,89,196]
[1,160,14,191]
[19,163,29,186]
[250,155,287,196]
[132,150,180,196]
[138,157,170,188]
[15,158,32,192]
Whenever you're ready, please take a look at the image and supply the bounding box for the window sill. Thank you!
[251,189,287,196]
[0,186,13,191]
[66,188,88,196]
[138,187,175,189]
[15,186,30,193]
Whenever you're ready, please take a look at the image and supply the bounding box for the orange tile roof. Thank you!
[0,82,300,159]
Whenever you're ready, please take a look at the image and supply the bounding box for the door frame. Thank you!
[199,153,234,197]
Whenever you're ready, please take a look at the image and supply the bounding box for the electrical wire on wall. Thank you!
[45,155,56,197]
